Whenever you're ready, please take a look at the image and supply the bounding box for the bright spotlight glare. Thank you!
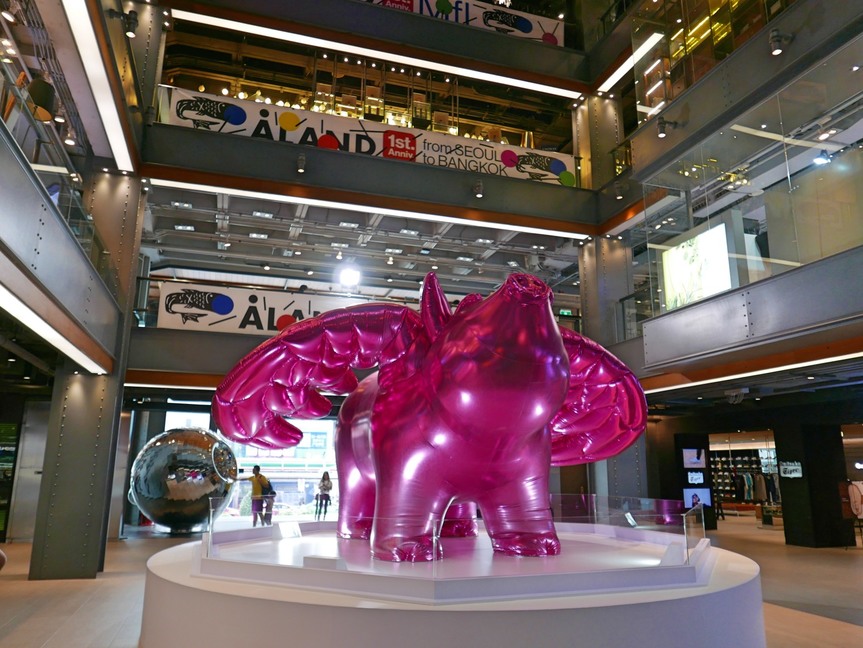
[339,267,361,286]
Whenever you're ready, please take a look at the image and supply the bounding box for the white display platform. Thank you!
[140,521,766,648]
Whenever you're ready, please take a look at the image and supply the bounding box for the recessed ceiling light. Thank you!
[331,242,349,248]
[252,210,274,218]
[399,228,419,236]
[419,249,431,255]
[249,232,269,239]
[476,238,494,245]
[171,201,193,209]
[174,224,195,231]
[456,256,474,262]
[506,261,519,267]
[384,248,403,254]
[339,221,359,228]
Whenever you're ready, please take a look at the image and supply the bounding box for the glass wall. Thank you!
[619,30,863,339]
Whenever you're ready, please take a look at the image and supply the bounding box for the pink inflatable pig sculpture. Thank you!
[213,273,646,561]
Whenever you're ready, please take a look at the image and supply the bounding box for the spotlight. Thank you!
[656,115,677,138]
[614,183,624,200]
[339,266,361,287]
[63,127,76,146]
[297,153,306,173]
[107,8,138,38]
[387,256,394,265]
[473,180,483,198]
[813,150,831,165]
[768,29,792,56]
[1,0,17,23]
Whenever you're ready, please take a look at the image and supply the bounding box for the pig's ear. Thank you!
[420,272,451,338]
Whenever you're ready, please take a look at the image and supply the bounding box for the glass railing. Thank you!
[204,492,699,566]
[0,66,120,299]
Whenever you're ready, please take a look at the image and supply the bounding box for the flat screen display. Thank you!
[662,223,732,310]
[683,487,712,508]
[681,448,706,468]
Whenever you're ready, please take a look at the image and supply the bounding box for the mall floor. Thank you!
[0,514,861,647]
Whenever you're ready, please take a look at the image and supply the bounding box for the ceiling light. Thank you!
[476,238,493,245]
[263,264,271,271]
[339,221,360,229]
[336,250,343,260]
[174,224,195,231]
[339,266,360,286]
[614,183,624,200]
[384,248,403,254]
[331,242,349,248]
[419,248,431,255]
[306,269,314,275]
[431,264,439,270]
[0,282,108,374]
[506,260,519,267]
[1,9,16,23]
[768,29,792,56]
[386,276,393,283]
[62,0,134,170]
[172,10,584,100]
[387,256,394,265]
[456,256,474,262]
[813,150,831,165]
[597,32,664,93]
[63,128,77,146]
[400,228,419,236]
[249,232,269,239]
[252,210,273,218]
[473,180,483,198]
[171,201,193,209]
[297,152,306,173]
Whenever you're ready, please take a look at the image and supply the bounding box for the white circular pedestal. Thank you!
[140,522,765,648]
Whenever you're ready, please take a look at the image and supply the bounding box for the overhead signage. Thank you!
[156,283,398,335]
[779,461,803,479]
[366,1,565,47]
[165,88,576,186]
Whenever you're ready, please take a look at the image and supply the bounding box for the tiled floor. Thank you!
[0,514,861,647]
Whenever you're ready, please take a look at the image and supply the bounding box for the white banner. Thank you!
[368,1,564,47]
[166,89,577,186]
[157,283,392,335]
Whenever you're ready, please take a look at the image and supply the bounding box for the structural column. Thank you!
[29,174,145,579]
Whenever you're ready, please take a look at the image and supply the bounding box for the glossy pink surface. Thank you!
[213,273,647,561]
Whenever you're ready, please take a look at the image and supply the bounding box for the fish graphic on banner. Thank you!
[164,289,235,324]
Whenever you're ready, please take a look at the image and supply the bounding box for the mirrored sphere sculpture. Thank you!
[129,427,237,533]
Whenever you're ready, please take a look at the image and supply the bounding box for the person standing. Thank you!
[240,465,271,527]
[315,471,333,520]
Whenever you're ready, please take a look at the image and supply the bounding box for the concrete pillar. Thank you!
[578,236,633,347]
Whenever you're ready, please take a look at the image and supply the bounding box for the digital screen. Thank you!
[681,448,706,468]
[662,224,732,310]
[683,487,712,508]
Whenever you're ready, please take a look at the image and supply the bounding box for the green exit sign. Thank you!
[559,309,573,316]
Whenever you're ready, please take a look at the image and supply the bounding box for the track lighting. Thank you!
[473,180,483,198]
[656,116,677,138]
[768,29,792,56]
[107,8,138,38]
[297,153,306,173]
[63,127,76,146]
